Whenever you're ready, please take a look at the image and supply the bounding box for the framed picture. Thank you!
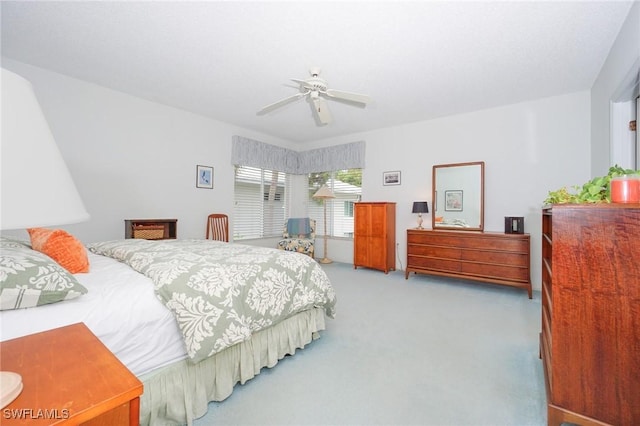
[383,171,401,186]
[444,190,463,211]
[196,165,214,189]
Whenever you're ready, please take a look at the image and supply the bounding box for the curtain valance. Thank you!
[231,136,365,174]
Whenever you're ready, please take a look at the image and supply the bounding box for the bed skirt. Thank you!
[138,307,327,425]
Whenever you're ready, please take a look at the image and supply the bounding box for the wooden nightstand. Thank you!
[0,323,143,425]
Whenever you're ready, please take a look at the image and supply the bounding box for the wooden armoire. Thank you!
[353,202,396,273]
[541,204,640,425]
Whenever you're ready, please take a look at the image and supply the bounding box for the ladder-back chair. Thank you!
[206,214,229,242]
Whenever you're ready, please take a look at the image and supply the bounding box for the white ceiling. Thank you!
[1,1,634,144]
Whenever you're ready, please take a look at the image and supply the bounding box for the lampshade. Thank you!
[412,201,429,214]
[1,68,89,230]
[312,185,335,199]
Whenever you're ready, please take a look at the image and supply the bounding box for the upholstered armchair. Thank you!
[277,218,316,258]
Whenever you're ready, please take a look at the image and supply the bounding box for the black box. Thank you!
[505,217,524,234]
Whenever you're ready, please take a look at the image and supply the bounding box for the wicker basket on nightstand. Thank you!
[132,224,165,240]
[125,219,177,240]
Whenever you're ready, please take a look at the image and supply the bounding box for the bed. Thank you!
[0,235,336,425]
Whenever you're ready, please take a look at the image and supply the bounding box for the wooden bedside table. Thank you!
[0,323,143,425]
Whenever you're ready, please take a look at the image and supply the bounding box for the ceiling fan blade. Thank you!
[257,92,307,115]
[312,97,332,125]
[325,89,371,104]
[291,78,314,90]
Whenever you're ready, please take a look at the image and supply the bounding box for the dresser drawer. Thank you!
[407,232,443,245]
[460,250,528,266]
[407,233,456,246]
[407,244,461,259]
[542,303,552,345]
[407,255,461,273]
[540,323,552,392]
[541,299,552,393]
[460,262,530,282]
[409,231,528,250]
[456,236,529,252]
[542,277,552,312]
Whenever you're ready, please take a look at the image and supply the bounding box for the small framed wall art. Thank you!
[383,171,401,186]
[444,190,463,211]
[196,165,214,189]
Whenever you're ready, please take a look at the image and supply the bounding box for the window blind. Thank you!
[233,166,287,240]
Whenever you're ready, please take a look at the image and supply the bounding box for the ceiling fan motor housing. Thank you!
[304,78,326,92]
[302,67,327,92]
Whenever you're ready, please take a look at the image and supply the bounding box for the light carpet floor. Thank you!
[193,262,546,426]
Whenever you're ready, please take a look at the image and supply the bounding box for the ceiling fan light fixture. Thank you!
[312,97,332,125]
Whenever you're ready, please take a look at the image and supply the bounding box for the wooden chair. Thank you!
[206,214,229,242]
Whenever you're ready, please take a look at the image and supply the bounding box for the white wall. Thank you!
[591,1,639,176]
[308,92,591,291]
[3,58,592,293]
[2,58,294,243]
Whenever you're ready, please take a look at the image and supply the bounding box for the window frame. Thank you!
[308,169,362,239]
[233,166,289,240]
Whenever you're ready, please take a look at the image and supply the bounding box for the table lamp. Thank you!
[412,201,429,229]
[1,68,89,407]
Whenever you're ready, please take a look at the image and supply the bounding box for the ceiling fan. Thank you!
[257,67,372,125]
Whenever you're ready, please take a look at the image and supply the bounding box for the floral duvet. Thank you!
[88,239,336,363]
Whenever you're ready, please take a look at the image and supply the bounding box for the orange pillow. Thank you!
[27,228,90,273]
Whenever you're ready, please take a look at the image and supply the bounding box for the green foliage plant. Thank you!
[544,165,640,204]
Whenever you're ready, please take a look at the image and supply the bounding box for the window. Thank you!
[344,201,355,217]
[308,169,362,238]
[234,166,287,240]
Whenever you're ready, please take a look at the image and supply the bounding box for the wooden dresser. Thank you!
[405,229,531,298]
[353,202,396,273]
[541,204,640,426]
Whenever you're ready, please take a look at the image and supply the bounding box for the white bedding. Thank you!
[0,252,188,376]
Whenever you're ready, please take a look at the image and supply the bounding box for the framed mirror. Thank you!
[432,161,484,231]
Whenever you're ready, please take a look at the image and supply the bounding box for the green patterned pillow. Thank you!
[0,237,88,310]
